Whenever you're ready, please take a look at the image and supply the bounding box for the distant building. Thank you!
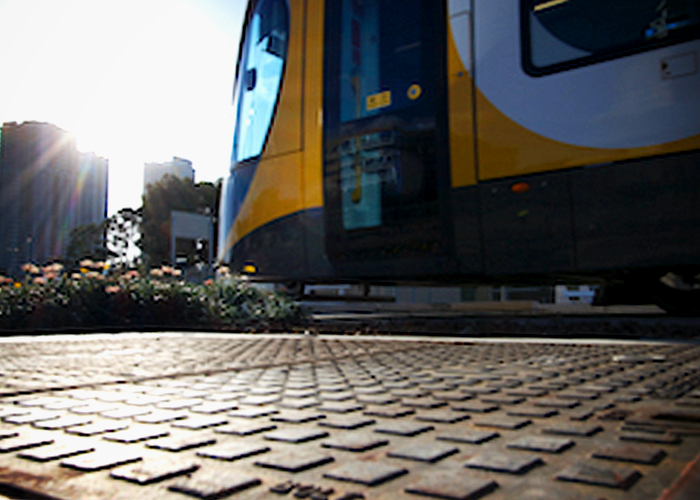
[75,152,108,227]
[143,156,194,193]
[0,121,108,275]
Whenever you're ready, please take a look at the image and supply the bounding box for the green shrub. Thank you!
[0,263,300,332]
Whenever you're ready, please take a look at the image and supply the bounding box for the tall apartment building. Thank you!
[143,156,194,193]
[76,152,109,227]
[0,121,108,276]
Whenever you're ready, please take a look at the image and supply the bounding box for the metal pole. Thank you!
[207,217,213,276]
[171,223,176,267]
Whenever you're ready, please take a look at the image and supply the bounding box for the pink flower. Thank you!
[204,279,214,286]
[105,285,121,294]
[21,263,40,274]
[33,277,47,285]
[122,270,140,280]
[41,264,62,276]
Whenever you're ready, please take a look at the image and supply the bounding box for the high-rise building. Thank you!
[0,121,108,276]
[75,152,108,228]
[143,156,194,193]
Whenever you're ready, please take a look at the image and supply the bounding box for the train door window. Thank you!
[338,0,424,124]
[523,0,700,76]
[233,0,289,163]
[323,0,448,262]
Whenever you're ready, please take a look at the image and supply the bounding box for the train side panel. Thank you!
[220,0,315,279]
[447,1,482,274]
[471,2,700,180]
[449,1,700,277]
[301,0,334,279]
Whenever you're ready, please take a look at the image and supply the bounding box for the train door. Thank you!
[322,0,451,278]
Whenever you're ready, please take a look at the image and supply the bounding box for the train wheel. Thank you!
[280,281,305,300]
[652,272,700,316]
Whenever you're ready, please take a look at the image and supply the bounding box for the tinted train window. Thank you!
[523,0,700,75]
[233,0,289,163]
[338,0,424,123]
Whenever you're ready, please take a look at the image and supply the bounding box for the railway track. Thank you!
[0,331,698,500]
[304,302,700,340]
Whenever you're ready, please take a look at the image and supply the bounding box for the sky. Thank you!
[0,0,247,214]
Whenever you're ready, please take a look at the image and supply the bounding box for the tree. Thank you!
[65,208,142,270]
[140,175,220,268]
[65,223,111,265]
[106,207,142,270]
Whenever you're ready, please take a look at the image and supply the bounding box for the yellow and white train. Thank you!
[218,0,700,313]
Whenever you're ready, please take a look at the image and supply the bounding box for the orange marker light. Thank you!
[511,182,530,194]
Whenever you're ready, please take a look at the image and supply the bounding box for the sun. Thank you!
[0,0,243,214]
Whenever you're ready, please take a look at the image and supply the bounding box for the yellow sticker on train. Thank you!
[366,90,392,111]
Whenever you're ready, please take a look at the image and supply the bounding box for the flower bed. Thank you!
[0,262,300,333]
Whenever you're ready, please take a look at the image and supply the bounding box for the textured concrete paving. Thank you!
[0,333,698,500]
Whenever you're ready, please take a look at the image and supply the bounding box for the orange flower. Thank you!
[204,279,214,286]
